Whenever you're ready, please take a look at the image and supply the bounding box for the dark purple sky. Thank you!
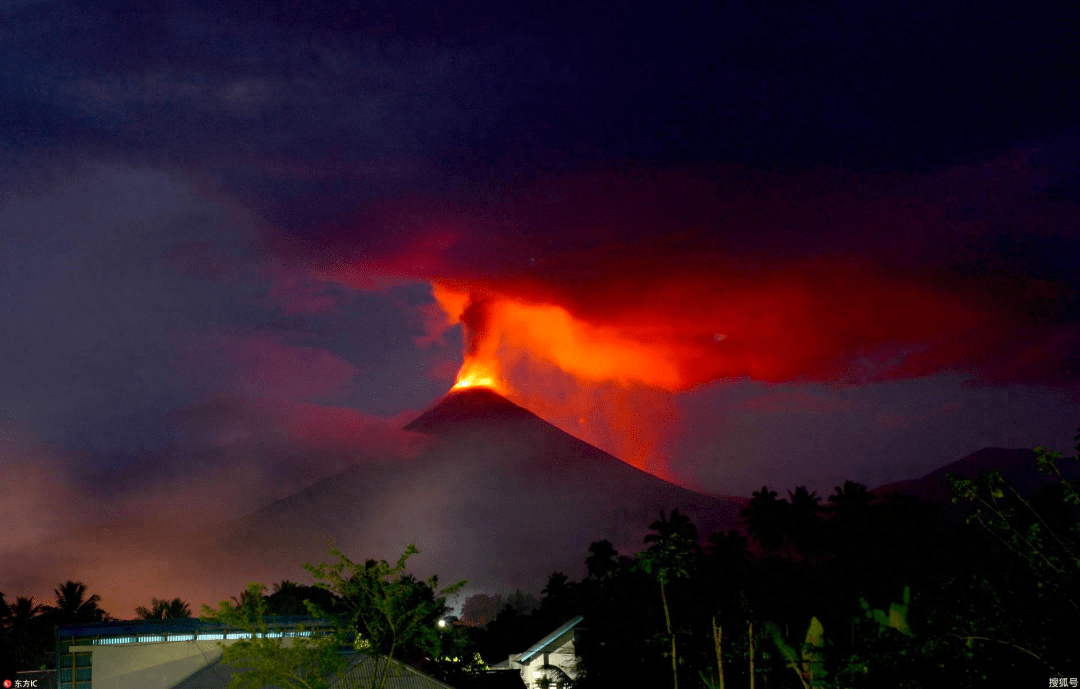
[2,0,1079,615]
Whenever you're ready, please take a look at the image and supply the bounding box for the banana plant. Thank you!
[765,616,826,689]
[858,585,913,637]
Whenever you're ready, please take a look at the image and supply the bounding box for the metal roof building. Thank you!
[172,652,456,689]
[53,619,454,689]
[491,616,583,689]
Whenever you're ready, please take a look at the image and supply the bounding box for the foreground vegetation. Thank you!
[2,431,1077,688]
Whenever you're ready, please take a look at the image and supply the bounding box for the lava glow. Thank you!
[432,282,681,475]
[451,356,508,394]
[433,283,683,392]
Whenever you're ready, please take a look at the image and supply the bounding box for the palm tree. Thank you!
[645,508,698,544]
[825,480,876,563]
[272,580,299,593]
[230,587,265,612]
[135,598,192,620]
[586,539,619,579]
[6,597,47,671]
[641,509,699,689]
[43,581,108,624]
[265,581,341,617]
[741,486,789,557]
[9,597,43,625]
[827,480,874,518]
[541,572,572,602]
[787,486,824,561]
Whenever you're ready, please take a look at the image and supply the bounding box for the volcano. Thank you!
[221,388,746,595]
[404,387,539,432]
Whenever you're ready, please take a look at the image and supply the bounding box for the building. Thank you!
[53,618,454,689]
[174,652,456,689]
[491,616,583,689]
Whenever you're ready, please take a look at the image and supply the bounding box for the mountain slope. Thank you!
[404,387,539,432]
[221,388,747,594]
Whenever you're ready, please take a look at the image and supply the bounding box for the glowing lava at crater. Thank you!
[451,356,508,395]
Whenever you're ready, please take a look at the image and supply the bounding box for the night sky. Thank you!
[2,0,1080,615]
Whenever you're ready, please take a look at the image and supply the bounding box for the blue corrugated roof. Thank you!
[56,616,329,638]
[519,616,583,663]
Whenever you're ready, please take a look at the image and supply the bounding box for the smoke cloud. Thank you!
[304,158,1079,390]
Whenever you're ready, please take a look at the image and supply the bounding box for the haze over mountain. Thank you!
[218,389,1079,601]
[221,388,747,595]
[3,387,1068,620]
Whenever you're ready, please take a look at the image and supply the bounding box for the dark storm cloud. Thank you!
[6,0,1079,187]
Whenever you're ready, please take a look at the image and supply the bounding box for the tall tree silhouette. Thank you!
[641,509,698,689]
[43,582,108,624]
[742,486,789,556]
[7,596,43,625]
[542,572,571,601]
[264,581,342,618]
[823,480,877,581]
[231,586,266,611]
[787,486,824,561]
[6,596,48,671]
[702,529,752,620]
[586,539,619,579]
[135,598,192,620]
[827,480,874,518]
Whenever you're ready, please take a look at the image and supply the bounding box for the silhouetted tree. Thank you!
[542,572,572,601]
[5,596,48,671]
[787,486,824,560]
[641,509,698,689]
[823,480,876,572]
[264,581,341,617]
[43,581,108,624]
[202,582,347,689]
[136,597,192,620]
[940,433,1080,677]
[742,487,788,556]
[303,544,465,672]
[585,539,619,580]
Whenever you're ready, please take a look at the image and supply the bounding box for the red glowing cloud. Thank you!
[274,155,1078,392]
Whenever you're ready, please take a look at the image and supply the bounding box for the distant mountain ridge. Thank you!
[872,447,1080,504]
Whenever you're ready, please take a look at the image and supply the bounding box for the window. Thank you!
[58,652,91,689]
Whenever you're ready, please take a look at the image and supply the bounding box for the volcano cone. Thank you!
[223,388,746,593]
